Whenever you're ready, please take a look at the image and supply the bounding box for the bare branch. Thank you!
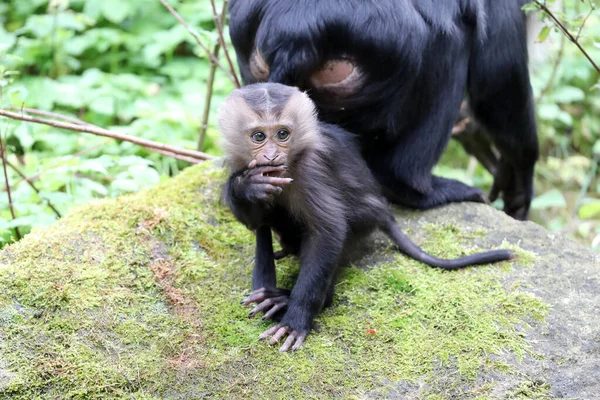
[198,0,229,150]
[0,132,21,240]
[0,108,215,161]
[6,109,199,164]
[159,0,240,86]
[533,0,600,73]
[210,0,240,88]
[8,106,93,127]
[575,1,594,41]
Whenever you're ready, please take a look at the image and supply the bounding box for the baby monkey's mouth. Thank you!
[265,169,288,178]
[256,162,288,178]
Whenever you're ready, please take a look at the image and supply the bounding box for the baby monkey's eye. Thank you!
[251,131,266,142]
[276,129,290,141]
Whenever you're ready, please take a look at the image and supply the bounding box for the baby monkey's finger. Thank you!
[259,176,293,186]
[261,184,283,195]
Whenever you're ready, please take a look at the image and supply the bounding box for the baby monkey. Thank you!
[219,83,513,352]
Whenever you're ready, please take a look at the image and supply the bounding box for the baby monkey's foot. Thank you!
[259,323,308,352]
[242,287,290,320]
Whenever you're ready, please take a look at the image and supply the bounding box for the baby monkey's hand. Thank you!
[232,160,293,203]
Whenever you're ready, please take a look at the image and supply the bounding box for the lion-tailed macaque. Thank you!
[219,83,513,352]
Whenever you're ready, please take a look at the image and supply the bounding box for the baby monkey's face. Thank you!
[218,82,319,175]
[248,123,293,168]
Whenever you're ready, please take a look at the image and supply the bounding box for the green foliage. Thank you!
[528,0,600,249]
[0,0,235,245]
[439,0,600,250]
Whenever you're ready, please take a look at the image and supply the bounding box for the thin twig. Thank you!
[536,2,567,103]
[3,108,201,188]
[575,0,594,41]
[209,0,240,88]
[573,154,599,217]
[8,109,198,164]
[198,0,229,150]
[0,133,21,240]
[0,109,215,161]
[6,159,62,218]
[534,0,600,73]
[8,107,93,126]
[159,0,240,87]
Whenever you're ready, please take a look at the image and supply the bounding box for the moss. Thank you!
[507,380,552,399]
[0,162,549,399]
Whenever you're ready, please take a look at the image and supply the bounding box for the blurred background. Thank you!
[0,0,598,250]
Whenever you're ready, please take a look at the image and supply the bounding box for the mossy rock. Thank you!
[0,161,598,399]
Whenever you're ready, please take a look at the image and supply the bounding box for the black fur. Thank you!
[228,0,539,220]
[223,83,513,350]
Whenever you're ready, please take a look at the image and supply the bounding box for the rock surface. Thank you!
[0,162,598,399]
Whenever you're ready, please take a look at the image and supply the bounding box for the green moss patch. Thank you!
[0,162,548,399]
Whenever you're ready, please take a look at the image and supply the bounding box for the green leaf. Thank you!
[53,81,85,108]
[536,26,551,43]
[593,140,600,157]
[101,0,132,24]
[88,96,115,115]
[79,178,109,196]
[0,215,39,230]
[118,156,153,167]
[0,26,17,49]
[55,12,87,32]
[531,189,567,210]
[12,124,35,150]
[552,86,585,103]
[83,0,103,20]
[555,110,573,127]
[537,103,561,121]
[579,201,600,220]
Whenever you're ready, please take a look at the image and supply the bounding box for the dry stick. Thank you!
[209,0,240,88]
[575,1,595,42]
[6,159,62,218]
[0,133,21,240]
[159,0,240,86]
[0,109,215,161]
[11,109,200,164]
[7,109,201,181]
[198,0,229,150]
[534,0,600,73]
[8,107,93,127]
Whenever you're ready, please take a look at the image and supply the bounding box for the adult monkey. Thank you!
[227,0,539,220]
